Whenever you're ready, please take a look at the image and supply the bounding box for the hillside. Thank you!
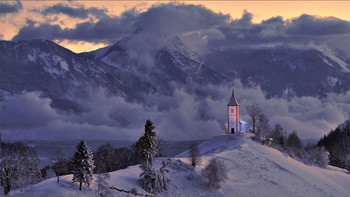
[10,134,350,197]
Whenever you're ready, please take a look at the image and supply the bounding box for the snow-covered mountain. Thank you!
[95,32,225,95]
[11,134,350,196]
[205,46,350,98]
[0,34,226,113]
[0,39,138,113]
[2,34,350,115]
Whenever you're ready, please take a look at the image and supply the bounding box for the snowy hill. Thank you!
[11,134,350,197]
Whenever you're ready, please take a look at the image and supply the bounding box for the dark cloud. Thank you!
[11,3,350,46]
[135,3,229,33]
[34,3,108,19]
[12,3,228,43]
[11,3,350,54]
[286,14,350,36]
[0,0,22,16]
[12,9,138,43]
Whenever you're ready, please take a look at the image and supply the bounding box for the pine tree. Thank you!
[135,119,158,171]
[72,140,95,191]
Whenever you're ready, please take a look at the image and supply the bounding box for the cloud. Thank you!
[10,3,350,57]
[1,80,349,141]
[0,0,22,17]
[135,3,229,34]
[0,92,58,129]
[12,3,229,44]
[34,3,108,19]
[286,14,350,36]
[12,8,138,43]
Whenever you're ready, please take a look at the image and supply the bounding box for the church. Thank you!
[225,88,247,134]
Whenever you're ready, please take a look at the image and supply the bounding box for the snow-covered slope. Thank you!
[11,134,350,197]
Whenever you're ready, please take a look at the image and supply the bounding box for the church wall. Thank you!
[228,105,239,133]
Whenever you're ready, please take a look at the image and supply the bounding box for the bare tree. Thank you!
[96,173,111,197]
[200,158,228,190]
[257,114,270,140]
[247,103,262,134]
[52,156,70,183]
[0,142,41,195]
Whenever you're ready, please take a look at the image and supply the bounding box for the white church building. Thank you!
[225,88,247,134]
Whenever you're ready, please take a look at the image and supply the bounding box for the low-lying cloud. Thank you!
[1,80,349,141]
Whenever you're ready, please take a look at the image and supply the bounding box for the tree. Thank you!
[114,147,134,170]
[317,120,350,170]
[0,142,41,195]
[190,144,201,167]
[286,131,302,150]
[96,173,111,197]
[269,124,284,146]
[156,138,168,157]
[52,158,70,183]
[72,140,95,191]
[134,120,158,172]
[139,161,170,193]
[247,103,262,134]
[200,158,228,190]
[94,143,117,173]
[256,113,270,140]
[307,146,329,168]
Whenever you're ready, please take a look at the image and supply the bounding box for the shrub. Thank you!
[200,158,228,190]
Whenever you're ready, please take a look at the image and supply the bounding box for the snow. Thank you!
[27,48,70,75]
[321,49,350,73]
[10,134,350,197]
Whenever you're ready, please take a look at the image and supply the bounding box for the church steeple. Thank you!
[227,88,239,106]
[226,88,240,134]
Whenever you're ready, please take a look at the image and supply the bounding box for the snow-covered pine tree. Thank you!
[139,161,170,193]
[136,120,170,193]
[135,119,158,171]
[72,140,95,191]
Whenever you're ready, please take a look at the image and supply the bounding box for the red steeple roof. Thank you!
[227,88,239,106]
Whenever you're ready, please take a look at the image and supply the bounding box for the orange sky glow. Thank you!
[1,1,350,53]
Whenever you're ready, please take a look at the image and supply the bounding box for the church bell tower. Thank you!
[227,88,239,134]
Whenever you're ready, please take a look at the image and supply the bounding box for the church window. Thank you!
[231,109,234,113]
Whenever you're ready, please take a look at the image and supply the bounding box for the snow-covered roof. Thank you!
[240,120,247,124]
[227,88,239,106]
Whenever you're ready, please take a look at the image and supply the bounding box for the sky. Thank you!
[1,1,350,141]
[1,1,350,53]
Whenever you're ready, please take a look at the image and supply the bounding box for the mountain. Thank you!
[205,46,350,98]
[0,39,137,113]
[0,34,226,113]
[11,134,350,196]
[94,32,226,95]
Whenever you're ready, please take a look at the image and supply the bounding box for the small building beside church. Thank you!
[225,89,247,134]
